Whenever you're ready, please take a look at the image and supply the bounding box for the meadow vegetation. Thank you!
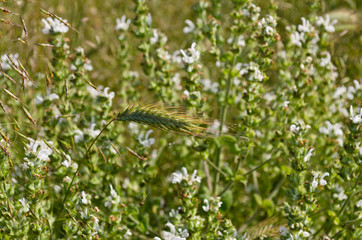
[0,0,361,239]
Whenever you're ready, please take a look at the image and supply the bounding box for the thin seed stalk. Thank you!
[213,55,237,194]
[62,117,117,204]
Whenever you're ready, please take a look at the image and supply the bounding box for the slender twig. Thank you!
[238,176,285,233]
[204,157,229,178]
[203,159,213,192]
[315,170,361,237]
[324,171,361,235]
[243,158,272,176]
[213,54,237,194]
[62,117,117,204]
[218,148,251,196]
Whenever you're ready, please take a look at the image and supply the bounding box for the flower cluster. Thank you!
[42,17,69,34]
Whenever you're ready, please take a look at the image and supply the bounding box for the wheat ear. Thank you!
[117,104,208,137]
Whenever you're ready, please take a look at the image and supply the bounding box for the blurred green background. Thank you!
[1,0,361,88]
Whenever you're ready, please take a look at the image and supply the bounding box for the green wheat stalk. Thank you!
[117,104,208,137]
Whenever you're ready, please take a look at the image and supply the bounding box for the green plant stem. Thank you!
[315,170,361,237]
[205,157,229,178]
[218,148,250,196]
[243,158,272,176]
[213,55,237,194]
[238,176,285,232]
[325,170,361,235]
[62,116,117,204]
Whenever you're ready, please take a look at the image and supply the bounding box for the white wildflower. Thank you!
[320,172,329,186]
[81,191,89,205]
[48,93,59,101]
[73,129,84,143]
[291,31,305,47]
[171,167,201,185]
[138,129,155,147]
[357,200,362,208]
[146,13,152,26]
[150,29,159,44]
[171,170,183,184]
[254,68,263,81]
[172,73,182,90]
[183,19,195,34]
[27,139,53,161]
[265,25,274,35]
[178,229,189,238]
[333,86,346,99]
[303,148,314,162]
[156,49,171,62]
[264,92,276,102]
[105,184,119,208]
[319,121,344,146]
[1,53,19,70]
[160,223,186,240]
[228,35,246,47]
[84,59,93,71]
[91,215,100,235]
[279,227,289,237]
[80,208,89,219]
[103,87,115,101]
[312,172,329,188]
[110,184,118,199]
[301,231,310,237]
[290,124,300,133]
[115,15,131,31]
[34,95,44,105]
[235,63,249,76]
[349,105,362,124]
[237,35,246,47]
[202,199,210,212]
[346,86,356,100]
[172,50,183,65]
[203,197,222,212]
[54,185,61,193]
[124,229,132,239]
[333,185,347,201]
[180,42,200,64]
[201,78,219,93]
[316,15,337,33]
[267,15,277,26]
[63,176,72,183]
[128,122,140,135]
[183,89,190,98]
[129,71,139,79]
[320,52,331,67]
[34,90,59,105]
[86,85,100,98]
[62,155,72,168]
[87,123,101,138]
[42,17,69,34]
[298,17,313,33]
[282,101,290,108]
[19,198,30,213]
[208,120,228,136]
[216,60,224,68]
[353,79,361,90]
